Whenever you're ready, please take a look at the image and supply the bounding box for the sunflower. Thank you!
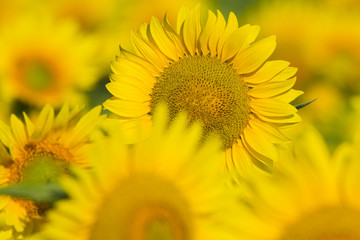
[0,13,100,107]
[103,5,302,173]
[235,126,360,240]
[0,104,105,239]
[31,105,240,240]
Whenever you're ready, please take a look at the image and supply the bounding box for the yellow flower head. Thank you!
[0,104,105,238]
[245,0,360,91]
[235,126,360,240]
[0,14,100,107]
[104,5,302,173]
[31,105,240,240]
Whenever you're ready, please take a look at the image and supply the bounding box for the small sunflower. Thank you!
[0,104,105,239]
[104,5,302,173]
[31,105,240,240]
[0,14,100,107]
[235,126,360,240]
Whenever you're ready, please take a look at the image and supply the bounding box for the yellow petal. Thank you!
[23,113,34,138]
[243,60,290,85]
[177,6,189,33]
[234,35,276,74]
[67,106,105,146]
[253,111,301,124]
[251,98,297,117]
[273,89,304,103]
[34,104,54,139]
[103,99,150,118]
[54,103,70,129]
[110,116,152,144]
[10,115,27,148]
[218,12,238,54]
[221,24,251,61]
[182,5,201,55]
[106,82,150,102]
[198,10,217,56]
[131,31,168,71]
[208,10,226,55]
[149,17,179,60]
[115,48,159,76]
[0,121,13,147]
[249,116,290,143]
[243,127,277,167]
[249,77,297,99]
[110,73,154,91]
[227,142,255,174]
[163,14,185,57]
[270,67,298,83]
[238,25,260,52]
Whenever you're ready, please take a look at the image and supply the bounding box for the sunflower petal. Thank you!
[249,116,290,143]
[221,24,251,61]
[234,35,276,74]
[106,82,150,102]
[103,99,150,118]
[177,6,189,33]
[249,77,297,99]
[218,12,238,53]
[150,17,179,60]
[131,31,168,71]
[199,10,217,56]
[182,5,201,55]
[273,89,304,103]
[243,60,290,85]
[208,10,226,55]
[251,98,298,117]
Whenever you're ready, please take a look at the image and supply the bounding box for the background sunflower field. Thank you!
[1,0,360,239]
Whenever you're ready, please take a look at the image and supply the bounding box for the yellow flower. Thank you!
[235,126,360,240]
[0,14,100,107]
[31,105,240,240]
[45,0,213,70]
[104,5,302,173]
[0,104,105,239]
[244,0,360,91]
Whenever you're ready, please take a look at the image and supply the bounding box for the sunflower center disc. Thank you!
[150,55,250,149]
[91,175,192,240]
[25,61,54,91]
[21,155,69,184]
[280,207,360,240]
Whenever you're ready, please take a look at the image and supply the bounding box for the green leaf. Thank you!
[0,183,68,202]
[294,98,317,110]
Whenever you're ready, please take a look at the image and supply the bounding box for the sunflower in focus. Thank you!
[235,126,360,240]
[0,104,105,239]
[104,5,302,173]
[0,14,100,107]
[31,105,240,240]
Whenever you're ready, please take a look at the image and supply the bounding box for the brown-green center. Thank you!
[25,62,54,91]
[150,55,250,149]
[90,175,193,240]
[280,207,360,240]
[21,155,70,184]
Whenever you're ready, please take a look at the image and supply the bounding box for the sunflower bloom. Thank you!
[31,105,240,240]
[235,126,360,240]
[0,104,105,238]
[0,14,100,107]
[104,5,302,173]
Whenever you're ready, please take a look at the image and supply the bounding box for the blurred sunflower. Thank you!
[104,5,302,173]
[236,126,360,240]
[0,14,100,108]
[244,0,360,91]
[45,0,213,70]
[0,104,105,239]
[31,105,240,240]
